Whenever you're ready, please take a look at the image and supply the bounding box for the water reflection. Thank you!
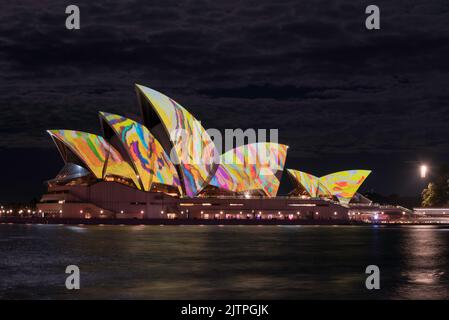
[1,224,449,299]
[392,226,449,299]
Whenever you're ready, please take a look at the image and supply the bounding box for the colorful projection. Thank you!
[48,130,140,189]
[103,146,142,189]
[286,169,332,197]
[48,130,109,178]
[136,84,218,197]
[287,169,370,203]
[100,112,181,193]
[46,86,371,201]
[317,183,332,197]
[210,143,288,197]
[319,170,371,204]
[287,169,320,197]
[254,143,287,196]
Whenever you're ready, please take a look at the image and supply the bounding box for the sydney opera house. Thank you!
[37,84,377,221]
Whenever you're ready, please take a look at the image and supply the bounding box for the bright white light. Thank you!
[420,165,427,178]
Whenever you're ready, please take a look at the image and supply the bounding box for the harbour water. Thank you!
[1,224,448,299]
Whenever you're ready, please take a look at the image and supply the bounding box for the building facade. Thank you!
[37,84,373,220]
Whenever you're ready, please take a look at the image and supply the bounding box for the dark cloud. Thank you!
[1,0,449,200]
[198,84,379,100]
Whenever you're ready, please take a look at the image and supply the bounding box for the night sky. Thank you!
[1,0,449,202]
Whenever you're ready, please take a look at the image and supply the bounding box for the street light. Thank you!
[420,164,428,178]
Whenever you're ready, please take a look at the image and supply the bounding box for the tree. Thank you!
[421,165,449,207]
[422,183,443,207]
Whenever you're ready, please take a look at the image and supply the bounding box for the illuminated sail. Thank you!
[210,143,288,197]
[287,169,320,197]
[48,130,140,189]
[136,84,218,197]
[100,112,181,193]
[319,170,371,204]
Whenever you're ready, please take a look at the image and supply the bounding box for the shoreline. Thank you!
[0,217,447,226]
[0,217,357,226]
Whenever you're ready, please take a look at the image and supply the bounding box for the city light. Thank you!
[420,164,428,178]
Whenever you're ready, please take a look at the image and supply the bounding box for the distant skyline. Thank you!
[1,0,449,201]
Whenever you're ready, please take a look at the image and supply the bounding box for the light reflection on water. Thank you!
[0,224,449,299]
[392,226,449,299]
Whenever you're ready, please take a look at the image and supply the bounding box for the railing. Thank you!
[192,195,340,203]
